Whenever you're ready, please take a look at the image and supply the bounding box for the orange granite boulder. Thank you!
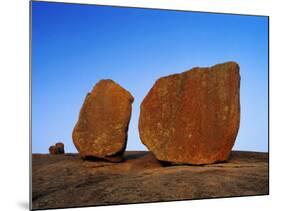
[139,62,240,165]
[73,79,134,162]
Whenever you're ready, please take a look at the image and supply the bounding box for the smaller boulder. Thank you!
[72,79,134,162]
[49,145,57,155]
[49,142,65,155]
[55,142,65,154]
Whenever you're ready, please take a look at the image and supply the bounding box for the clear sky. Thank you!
[32,1,268,153]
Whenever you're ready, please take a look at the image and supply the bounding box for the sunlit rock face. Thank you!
[139,62,240,165]
[73,79,134,162]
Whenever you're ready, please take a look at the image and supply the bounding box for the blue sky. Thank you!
[32,1,268,153]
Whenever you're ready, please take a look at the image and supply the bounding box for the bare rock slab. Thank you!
[32,151,268,209]
[73,79,134,161]
[139,62,240,164]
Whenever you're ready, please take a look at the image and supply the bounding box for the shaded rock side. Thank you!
[139,62,240,165]
[73,79,134,161]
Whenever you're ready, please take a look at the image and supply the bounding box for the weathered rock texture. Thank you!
[32,151,268,209]
[73,79,134,162]
[139,62,240,164]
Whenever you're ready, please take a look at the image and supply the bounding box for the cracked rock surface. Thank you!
[139,62,240,164]
[32,151,268,209]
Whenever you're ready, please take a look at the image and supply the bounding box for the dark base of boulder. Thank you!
[82,154,124,163]
[32,151,268,210]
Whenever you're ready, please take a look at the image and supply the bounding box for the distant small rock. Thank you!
[72,79,134,162]
[139,62,241,165]
[55,142,65,154]
[32,151,268,210]
[49,145,57,155]
[49,142,65,155]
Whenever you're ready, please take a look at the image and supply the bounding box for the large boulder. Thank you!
[139,62,240,165]
[73,79,134,162]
